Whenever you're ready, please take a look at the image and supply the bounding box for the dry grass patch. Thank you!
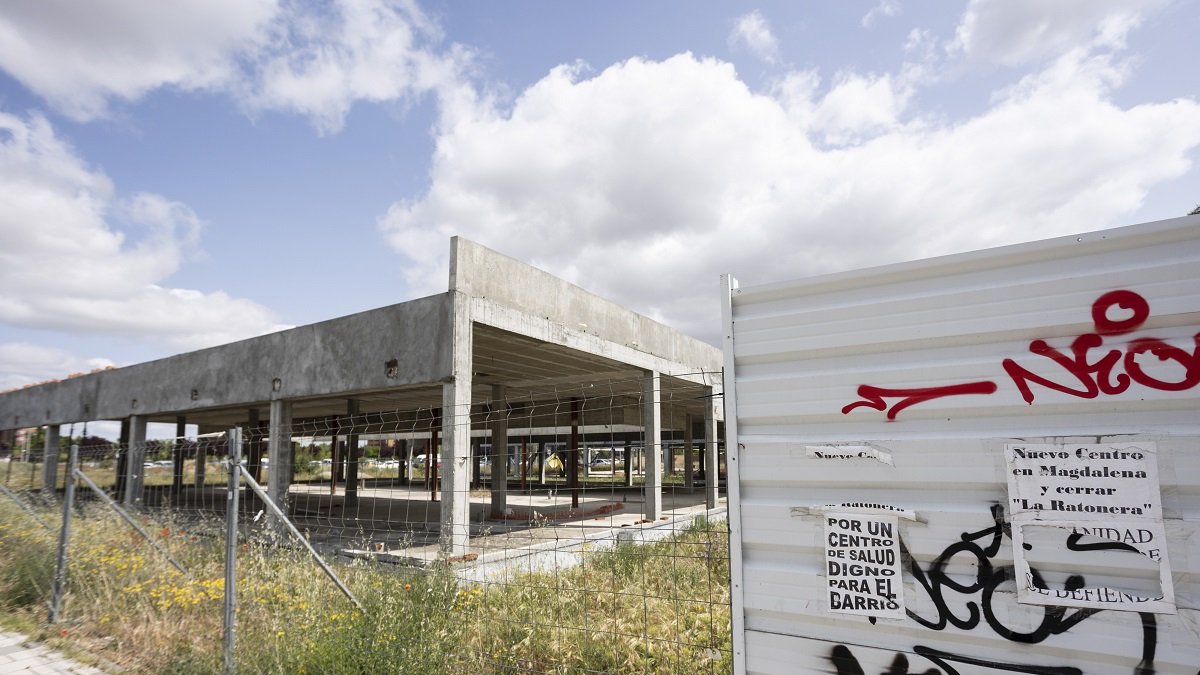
[0,493,731,673]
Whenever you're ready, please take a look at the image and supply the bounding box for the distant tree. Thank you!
[78,435,117,461]
[1189,204,1200,216]
[145,439,172,460]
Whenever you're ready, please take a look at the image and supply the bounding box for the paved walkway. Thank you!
[0,633,102,674]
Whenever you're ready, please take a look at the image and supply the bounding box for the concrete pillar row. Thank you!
[643,370,663,521]
[123,415,148,507]
[267,399,294,534]
[41,425,61,495]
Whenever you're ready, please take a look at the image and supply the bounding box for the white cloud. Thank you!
[0,0,468,133]
[380,46,1200,342]
[729,11,780,65]
[948,0,1167,67]
[0,111,287,349]
[0,0,277,121]
[240,0,471,134]
[809,71,915,145]
[0,343,113,392]
[862,0,901,28]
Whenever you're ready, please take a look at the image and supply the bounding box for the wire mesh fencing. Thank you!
[0,373,732,673]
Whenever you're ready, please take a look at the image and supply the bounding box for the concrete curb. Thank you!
[0,632,105,674]
[454,508,728,584]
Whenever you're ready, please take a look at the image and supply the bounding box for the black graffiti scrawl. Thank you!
[829,504,1164,675]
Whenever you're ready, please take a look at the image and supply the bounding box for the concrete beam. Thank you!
[470,299,718,386]
[0,294,455,428]
[643,371,662,521]
[41,425,60,496]
[123,416,148,507]
[451,237,721,375]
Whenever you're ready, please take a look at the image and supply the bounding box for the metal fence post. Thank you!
[223,428,241,675]
[49,444,78,623]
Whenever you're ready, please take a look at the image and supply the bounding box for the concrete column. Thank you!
[428,422,439,495]
[623,439,634,487]
[489,385,507,518]
[345,400,360,506]
[115,418,130,498]
[683,414,695,491]
[171,416,186,496]
[243,409,262,506]
[41,425,61,495]
[123,415,148,507]
[643,371,662,520]
[247,409,262,481]
[329,434,340,495]
[665,406,676,478]
[569,398,580,509]
[520,439,529,492]
[267,399,293,532]
[705,388,720,509]
[195,437,207,487]
[471,438,481,488]
[439,294,473,557]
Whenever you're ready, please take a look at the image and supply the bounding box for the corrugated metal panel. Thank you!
[722,215,1200,675]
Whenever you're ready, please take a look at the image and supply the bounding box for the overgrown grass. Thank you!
[0,492,731,673]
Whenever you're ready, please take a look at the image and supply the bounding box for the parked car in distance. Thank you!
[412,454,441,469]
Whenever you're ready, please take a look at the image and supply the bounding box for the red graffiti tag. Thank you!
[842,290,1200,420]
[841,382,999,420]
[1003,290,1200,403]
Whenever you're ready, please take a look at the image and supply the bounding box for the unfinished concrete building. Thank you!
[0,238,724,556]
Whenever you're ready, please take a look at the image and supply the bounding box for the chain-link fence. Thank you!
[1,375,731,673]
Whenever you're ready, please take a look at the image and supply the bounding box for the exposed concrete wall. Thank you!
[0,294,455,428]
[450,237,720,373]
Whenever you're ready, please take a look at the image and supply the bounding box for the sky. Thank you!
[1,0,1199,409]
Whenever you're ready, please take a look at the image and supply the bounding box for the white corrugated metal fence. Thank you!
[722,215,1200,674]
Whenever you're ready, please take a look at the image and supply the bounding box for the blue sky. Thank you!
[1,0,1198,401]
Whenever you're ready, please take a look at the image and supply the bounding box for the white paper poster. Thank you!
[824,513,905,619]
[1004,442,1174,613]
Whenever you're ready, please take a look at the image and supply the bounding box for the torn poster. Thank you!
[1004,442,1174,613]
